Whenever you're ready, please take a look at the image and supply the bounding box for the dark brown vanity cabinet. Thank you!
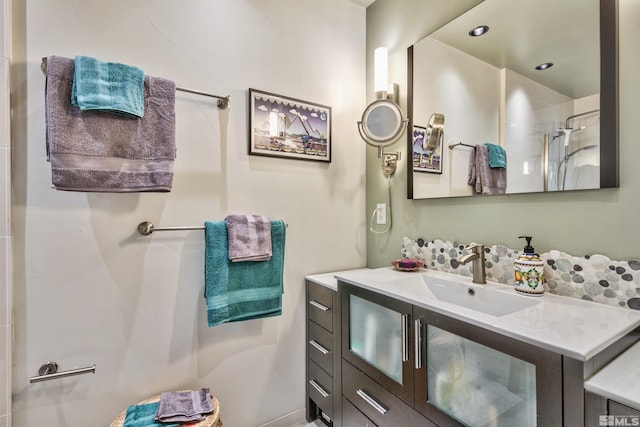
[584,392,640,427]
[306,280,341,426]
[339,281,567,427]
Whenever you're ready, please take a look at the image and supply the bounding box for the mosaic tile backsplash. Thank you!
[402,237,640,310]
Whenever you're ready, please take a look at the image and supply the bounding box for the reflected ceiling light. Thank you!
[468,25,489,37]
[535,62,554,70]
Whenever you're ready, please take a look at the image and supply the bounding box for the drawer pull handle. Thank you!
[309,379,330,398]
[309,300,330,311]
[309,340,330,355]
[401,314,409,362]
[414,318,423,370]
[356,389,388,415]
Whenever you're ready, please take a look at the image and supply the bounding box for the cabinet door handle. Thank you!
[356,389,388,415]
[309,340,330,355]
[309,300,330,311]
[401,314,409,362]
[414,318,423,369]
[309,379,330,398]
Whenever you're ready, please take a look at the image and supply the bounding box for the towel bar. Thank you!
[448,142,475,150]
[40,57,230,110]
[138,221,205,235]
[30,362,96,383]
[137,220,288,236]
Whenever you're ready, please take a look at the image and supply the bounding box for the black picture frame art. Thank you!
[249,88,331,162]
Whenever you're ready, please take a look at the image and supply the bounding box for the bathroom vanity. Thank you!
[306,268,640,427]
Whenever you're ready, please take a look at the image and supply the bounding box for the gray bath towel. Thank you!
[468,144,507,195]
[154,388,214,423]
[225,214,272,262]
[45,55,176,192]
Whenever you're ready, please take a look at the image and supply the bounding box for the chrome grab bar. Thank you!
[30,362,96,383]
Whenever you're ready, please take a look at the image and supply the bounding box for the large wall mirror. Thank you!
[407,0,618,199]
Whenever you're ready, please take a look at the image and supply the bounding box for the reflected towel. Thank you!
[204,220,285,327]
[155,389,214,423]
[71,55,145,118]
[468,145,506,195]
[45,56,176,192]
[123,402,178,427]
[225,214,272,262]
[484,143,507,168]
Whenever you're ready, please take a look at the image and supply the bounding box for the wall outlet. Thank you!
[376,203,387,224]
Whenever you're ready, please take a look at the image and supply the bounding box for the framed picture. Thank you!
[412,125,443,174]
[249,89,331,162]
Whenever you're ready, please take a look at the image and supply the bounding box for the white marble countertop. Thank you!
[305,268,369,291]
[334,267,640,361]
[585,341,640,410]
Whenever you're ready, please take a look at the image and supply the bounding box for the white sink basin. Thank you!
[422,274,540,316]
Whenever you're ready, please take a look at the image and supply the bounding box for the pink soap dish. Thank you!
[391,258,424,272]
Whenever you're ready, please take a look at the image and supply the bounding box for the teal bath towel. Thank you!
[484,143,507,169]
[72,55,145,118]
[204,220,286,327]
[123,402,178,427]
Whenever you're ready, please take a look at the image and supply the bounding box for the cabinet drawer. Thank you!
[609,400,640,416]
[307,282,334,332]
[342,360,434,427]
[308,321,333,375]
[342,396,378,427]
[308,361,334,418]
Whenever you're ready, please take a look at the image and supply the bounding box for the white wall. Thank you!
[412,37,500,198]
[503,69,573,193]
[0,0,11,426]
[10,1,366,426]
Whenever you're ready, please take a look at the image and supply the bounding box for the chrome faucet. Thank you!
[457,243,486,284]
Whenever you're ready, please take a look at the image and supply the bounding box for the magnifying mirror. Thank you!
[357,99,408,150]
[423,113,445,151]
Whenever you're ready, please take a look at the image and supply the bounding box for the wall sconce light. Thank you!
[374,46,399,103]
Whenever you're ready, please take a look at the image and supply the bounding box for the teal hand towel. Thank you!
[123,402,178,427]
[71,55,145,118]
[204,220,285,327]
[484,143,507,169]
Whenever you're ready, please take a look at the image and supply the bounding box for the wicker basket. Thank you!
[109,392,222,427]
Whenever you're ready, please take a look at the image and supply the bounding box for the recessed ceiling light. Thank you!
[535,62,554,71]
[468,25,489,37]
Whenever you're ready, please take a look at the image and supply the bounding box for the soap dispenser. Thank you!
[514,236,545,296]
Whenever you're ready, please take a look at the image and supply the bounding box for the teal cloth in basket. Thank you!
[123,402,178,427]
[204,220,286,327]
[484,143,507,169]
[71,55,145,118]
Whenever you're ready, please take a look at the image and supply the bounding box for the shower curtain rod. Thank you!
[137,220,288,236]
[40,57,231,110]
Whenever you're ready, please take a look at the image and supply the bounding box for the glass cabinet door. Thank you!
[349,294,404,384]
[414,307,563,427]
[427,325,536,427]
[340,282,414,404]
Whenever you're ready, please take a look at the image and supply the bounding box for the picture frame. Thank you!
[249,89,331,162]
[412,124,443,174]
